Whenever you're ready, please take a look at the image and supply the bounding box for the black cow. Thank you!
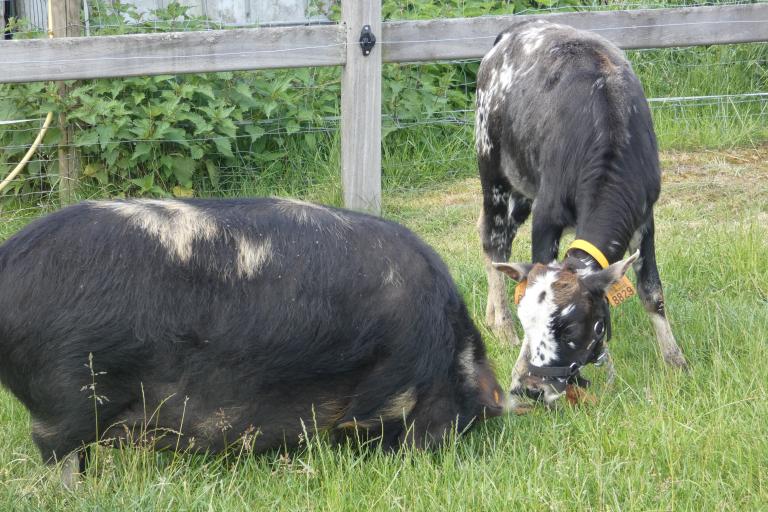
[0,198,505,484]
[475,20,687,404]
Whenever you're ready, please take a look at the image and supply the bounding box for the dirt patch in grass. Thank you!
[387,146,768,219]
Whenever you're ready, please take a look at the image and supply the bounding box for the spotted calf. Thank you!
[0,198,505,483]
[475,20,687,403]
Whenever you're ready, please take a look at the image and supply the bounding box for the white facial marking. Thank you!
[235,235,272,279]
[517,270,559,366]
[97,199,218,263]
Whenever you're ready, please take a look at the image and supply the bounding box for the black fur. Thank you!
[0,198,504,465]
[477,20,687,372]
[477,19,658,264]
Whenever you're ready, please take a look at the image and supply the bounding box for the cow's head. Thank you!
[493,251,638,405]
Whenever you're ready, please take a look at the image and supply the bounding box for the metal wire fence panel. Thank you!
[1,0,766,229]
[5,0,334,37]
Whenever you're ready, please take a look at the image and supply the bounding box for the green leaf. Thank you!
[132,142,153,161]
[244,125,266,143]
[190,145,204,160]
[205,160,220,189]
[172,185,194,198]
[213,137,234,159]
[195,84,216,100]
[75,130,100,148]
[129,174,154,192]
[285,121,300,135]
[96,125,115,151]
[171,157,196,188]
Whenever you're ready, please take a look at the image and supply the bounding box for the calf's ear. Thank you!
[581,250,639,294]
[492,262,533,283]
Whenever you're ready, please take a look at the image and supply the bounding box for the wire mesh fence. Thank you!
[1,0,766,233]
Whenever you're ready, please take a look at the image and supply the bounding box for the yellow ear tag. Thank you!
[606,276,636,307]
[514,279,527,305]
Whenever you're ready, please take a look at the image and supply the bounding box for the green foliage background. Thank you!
[0,0,766,200]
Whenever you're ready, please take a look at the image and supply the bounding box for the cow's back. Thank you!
[476,19,659,202]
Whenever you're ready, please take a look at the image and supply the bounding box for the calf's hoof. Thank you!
[663,348,688,369]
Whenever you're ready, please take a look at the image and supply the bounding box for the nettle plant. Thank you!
[0,0,567,199]
[1,1,342,198]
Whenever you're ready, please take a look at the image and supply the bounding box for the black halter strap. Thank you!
[526,298,612,384]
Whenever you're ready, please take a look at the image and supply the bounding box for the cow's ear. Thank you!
[492,262,533,283]
[581,251,639,294]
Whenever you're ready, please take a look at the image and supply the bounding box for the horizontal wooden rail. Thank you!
[0,23,345,83]
[0,4,766,83]
[382,4,768,62]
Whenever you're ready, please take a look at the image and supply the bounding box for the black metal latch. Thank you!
[359,25,376,56]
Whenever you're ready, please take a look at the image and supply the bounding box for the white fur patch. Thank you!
[381,264,404,288]
[516,270,559,365]
[458,345,477,386]
[96,199,218,263]
[475,88,494,157]
[234,235,272,279]
[378,388,417,420]
[518,23,550,55]
[560,304,575,317]
[651,313,677,354]
[501,149,537,198]
[275,198,352,235]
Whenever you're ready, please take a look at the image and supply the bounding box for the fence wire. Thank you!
[1,1,767,231]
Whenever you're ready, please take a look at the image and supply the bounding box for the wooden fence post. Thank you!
[51,0,81,205]
[340,0,381,214]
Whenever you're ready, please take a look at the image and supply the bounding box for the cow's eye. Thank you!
[594,320,605,338]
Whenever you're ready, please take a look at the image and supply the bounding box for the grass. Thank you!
[0,146,766,510]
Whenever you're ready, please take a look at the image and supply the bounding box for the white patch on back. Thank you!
[234,235,272,279]
[483,33,510,61]
[97,199,218,263]
[275,198,352,236]
[516,270,559,365]
[518,23,550,55]
[381,263,403,288]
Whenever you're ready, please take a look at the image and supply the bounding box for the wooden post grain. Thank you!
[52,0,81,205]
[340,0,381,214]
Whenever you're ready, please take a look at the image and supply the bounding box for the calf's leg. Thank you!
[630,216,687,367]
[478,176,532,345]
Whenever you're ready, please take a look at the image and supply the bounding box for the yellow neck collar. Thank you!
[567,239,609,269]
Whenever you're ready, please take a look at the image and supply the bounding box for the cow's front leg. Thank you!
[630,216,687,368]
[478,184,532,346]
